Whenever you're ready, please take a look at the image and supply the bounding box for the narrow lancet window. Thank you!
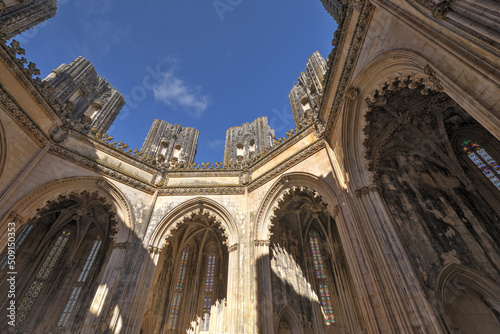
[17,231,70,325]
[0,223,33,270]
[167,247,189,330]
[462,141,500,191]
[58,238,102,327]
[201,249,216,331]
[309,232,335,324]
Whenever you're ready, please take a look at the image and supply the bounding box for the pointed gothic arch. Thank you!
[142,197,237,333]
[437,264,500,333]
[255,172,339,242]
[275,306,304,334]
[0,176,135,247]
[0,189,118,332]
[148,197,240,250]
[340,49,499,188]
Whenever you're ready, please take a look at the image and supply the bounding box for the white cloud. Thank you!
[153,67,211,118]
[207,139,224,149]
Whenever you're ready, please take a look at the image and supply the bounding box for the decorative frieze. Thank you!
[254,240,270,247]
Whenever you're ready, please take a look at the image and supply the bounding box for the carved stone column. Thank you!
[350,184,444,333]
[81,241,130,334]
[254,240,273,334]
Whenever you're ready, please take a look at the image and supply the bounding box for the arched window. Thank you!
[0,192,115,332]
[309,231,335,324]
[167,247,190,331]
[17,230,71,325]
[201,248,216,330]
[462,141,500,191]
[58,238,102,326]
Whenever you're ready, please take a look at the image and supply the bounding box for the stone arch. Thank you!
[275,306,304,334]
[148,197,240,251]
[143,197,235,333]
[340,49,498,187]
[437,264,500,333]
[255,172,339,242]
[140,311,153,334]
[0,176,135,245]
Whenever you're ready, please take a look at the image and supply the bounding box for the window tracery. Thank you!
[167,247,190,331]
[17,230,71,325]
[462,141,500,191]
[58,238,102,327]
[309,231,335,324]
[202,247,216,331]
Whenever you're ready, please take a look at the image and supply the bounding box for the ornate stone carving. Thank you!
[227,243,239,253]
[224,116,276,165]
[141,119,199,165]
[323,3,374,139]
[249,139,326,192]
[289,52,327,128]
[345,87,359,100]
[113,242,129,249]
[433,1,452,19]
[254,240,270,247]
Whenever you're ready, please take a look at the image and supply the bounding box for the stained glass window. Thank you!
[309,232,335,324]
[202,249,216,331]
[58,239,102,327]
[0,223,33,270]
[17,231,70,325]
[167,247,189,330]
[462,141,500,191]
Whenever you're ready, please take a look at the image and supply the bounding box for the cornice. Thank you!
[166,169,241,178]
[70,130,158,174]
[48,145,156,194]
[0,84,49,146]
[158,186,245,196]
[321,1,375,139]
[248,139,326,192]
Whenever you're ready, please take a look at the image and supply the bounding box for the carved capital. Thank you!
[354,186,370,198]
[254,239,270,247]
[113,242,129,250]
[227,243,239,253]
[346,87,359,100]
[433,1,452,19]
[147,246,162,255]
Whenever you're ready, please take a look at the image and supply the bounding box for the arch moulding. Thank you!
[340,49,495,186]
[437,264,500,312]
[148,197,240,252]
[254,172,339,242]
[1,176,135,243]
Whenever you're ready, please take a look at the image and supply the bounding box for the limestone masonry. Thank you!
[0,0,500,333]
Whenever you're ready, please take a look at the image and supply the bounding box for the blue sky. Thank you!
[17,0,336,163]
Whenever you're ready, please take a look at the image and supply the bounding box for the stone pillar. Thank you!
[81,242,130,333]
[254,240,274,334]
[348,184,444,333]
[125,245,162,333]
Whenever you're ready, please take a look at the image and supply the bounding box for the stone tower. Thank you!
[289,51,327,128]
[44,57,125,133]
[223,116,275,164]
[141,119,199,165]
[320,0,342,22]
[0,0,57,39]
